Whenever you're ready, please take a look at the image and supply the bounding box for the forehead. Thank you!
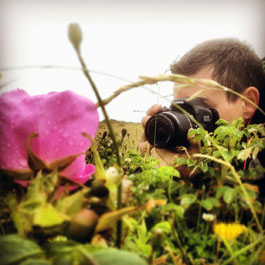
[173,67,226,102]
[174,86,222,98]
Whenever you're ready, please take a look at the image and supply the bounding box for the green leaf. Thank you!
[95,206,138,232]
[176,157,188,166]
[55,189,85,218]
[216,119,229,126]
[0,234,43,265]
[158,166,180,180]
[200,198,220,211]
[180,194,197,208]
[20,259,52,265]
[215,186,230,199]
[33,203,67,227]
[26,171,47,202]
[152,221,171,234]
[220,150,235,161]
[7,193,34,236]
[162,204,184,219]
[223,187,236,204]
[91,248,148,265]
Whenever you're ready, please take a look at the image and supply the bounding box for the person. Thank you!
[139,38,265,181]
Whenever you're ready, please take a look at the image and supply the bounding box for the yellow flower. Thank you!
[213,223,247,241]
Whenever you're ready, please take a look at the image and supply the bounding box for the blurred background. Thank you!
[0,0,264,122]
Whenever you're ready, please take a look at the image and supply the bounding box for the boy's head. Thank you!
[171,38,265,124]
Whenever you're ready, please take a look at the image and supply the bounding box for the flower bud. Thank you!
[106,166,121,185]
[68,23,82,50]
[67,209,98,242]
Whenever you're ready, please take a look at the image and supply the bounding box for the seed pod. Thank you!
[67,209,98,242]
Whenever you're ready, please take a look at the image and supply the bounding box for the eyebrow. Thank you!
[200,96,216,108]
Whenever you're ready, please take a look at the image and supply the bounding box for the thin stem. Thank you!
[222,234,265,265]
[72,46,122,248]
[194,154,263,233]
[171,214,192,265]
[222,239,239,265]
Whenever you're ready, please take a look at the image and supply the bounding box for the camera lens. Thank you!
[145,114,175,148]
[145,111,193,149]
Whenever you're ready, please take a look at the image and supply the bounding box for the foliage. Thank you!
[1,117,265,264]
[1,23,265,265]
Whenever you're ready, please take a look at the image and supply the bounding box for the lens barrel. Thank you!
[145,111,193,149]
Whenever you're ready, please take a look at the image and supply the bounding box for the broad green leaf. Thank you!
[158,166,180,180]
[215,119,229,126]
[0,234,43,265]
[176,157,188,166]
[201,198,220,211]
[91,248,148,265]
[20,259,52,265]
[223,187,236,204]
[220,150,235,162]
[7,193,34,236]
[152,221,171,234]
[215,186,230,199]
[56,189,85,218]
[95,206,138,232]
[26,171,47,202]
[180,194,197,208]
[41,170,58,195]
[33,203,67,227]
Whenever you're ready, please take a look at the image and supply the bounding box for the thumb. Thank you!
[187,129,200,151]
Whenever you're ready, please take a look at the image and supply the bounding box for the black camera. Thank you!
[144,97,219,149]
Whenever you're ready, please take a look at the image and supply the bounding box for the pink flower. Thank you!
[0,89,99,185]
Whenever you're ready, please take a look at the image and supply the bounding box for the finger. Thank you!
[141,115,150,128]
[146,104,162,116]
[187,129,200,148]
[139,141,148,155]
[139,132,147,143]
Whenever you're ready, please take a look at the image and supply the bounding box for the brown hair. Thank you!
[170,38,265,103]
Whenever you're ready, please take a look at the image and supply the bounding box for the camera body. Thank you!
[144,97,219,149]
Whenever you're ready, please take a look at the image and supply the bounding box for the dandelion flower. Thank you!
[213,223,247,241]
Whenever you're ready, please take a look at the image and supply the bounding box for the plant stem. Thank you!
[73,46,122,248]
[171,214,192,265]
[194,154,263,233]
[222,239,239,265]
[222,234,265,265]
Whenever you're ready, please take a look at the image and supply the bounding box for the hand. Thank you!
[139,104,162,154]
[151,131,200,177]
[139,102,200,177]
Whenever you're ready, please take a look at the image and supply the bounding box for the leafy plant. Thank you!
[0,23,265,265]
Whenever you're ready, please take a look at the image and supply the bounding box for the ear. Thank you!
[242,86,260,121]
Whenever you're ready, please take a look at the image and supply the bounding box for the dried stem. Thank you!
[69,25,123,247]
[100,74,265,117]
[193,153,263,233]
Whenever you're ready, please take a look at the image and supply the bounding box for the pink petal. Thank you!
[0,90,38,170]
[0,90,99,181]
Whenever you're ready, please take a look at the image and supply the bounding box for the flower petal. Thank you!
[0,90,99,181]
[0,90,38,170]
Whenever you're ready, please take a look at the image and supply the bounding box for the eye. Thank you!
[201,97,214,108]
